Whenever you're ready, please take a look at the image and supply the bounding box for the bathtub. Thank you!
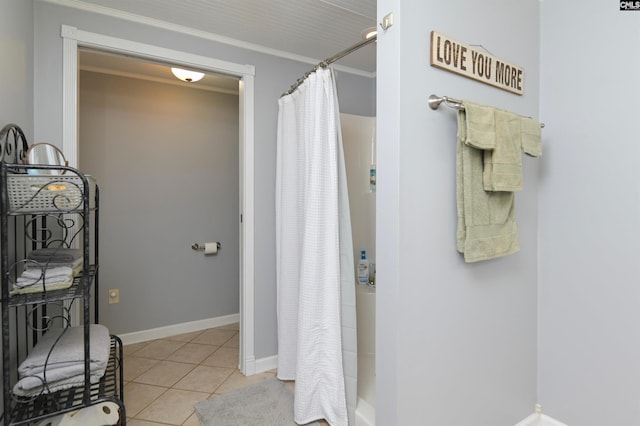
[356,283,376,426]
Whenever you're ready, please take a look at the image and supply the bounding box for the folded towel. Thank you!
[521,117,542,157]
[13,368,106,397]
[464,103,542,192]
[13,261,82,295]
[16,325,110,390]
[462,101,496,150]
[15,270,72,287]
[10,278,73,295]
[28,248,83,263]
[20,266,74,280]
[456,108,520,262]
[16,275,71,286]
[481,110,523,192]
[25,257,83,271]
[16,354,107,392]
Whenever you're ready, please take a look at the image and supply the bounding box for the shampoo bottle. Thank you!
[358,250,369,284]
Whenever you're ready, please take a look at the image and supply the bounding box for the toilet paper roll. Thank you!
[36,402,120,426]
[69,402,120,425]
[204,242,218,255]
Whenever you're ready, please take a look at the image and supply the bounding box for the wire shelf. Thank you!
[7,335,124,426]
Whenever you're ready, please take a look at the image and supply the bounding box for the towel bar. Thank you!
[428,94,464,111]
[428,94,545,128]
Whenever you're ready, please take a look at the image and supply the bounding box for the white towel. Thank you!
[27,248,82,263]
[15,273,72,288]
[16,325,110,391]
[15,276,71,287]
[20,266,74,280]
[13,369,106,397]
[10,278,73,295]
[14,265,75,293]
[25,257,83,271]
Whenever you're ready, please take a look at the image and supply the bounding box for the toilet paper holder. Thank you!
[191,242,221,252]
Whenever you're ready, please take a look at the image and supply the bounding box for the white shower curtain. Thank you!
[276,68,356,426]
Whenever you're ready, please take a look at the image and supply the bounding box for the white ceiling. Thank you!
[68,0,377,74]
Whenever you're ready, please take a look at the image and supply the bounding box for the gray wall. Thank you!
[0,0,33,136]
[32,2,375,359]
[539,2,640,424]
[376,1,540,425]
[79,70,240,335]
[0,0,33,414]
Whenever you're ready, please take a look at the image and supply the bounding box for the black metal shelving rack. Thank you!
[0,124,125,425]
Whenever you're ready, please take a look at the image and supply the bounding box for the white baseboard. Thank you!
[515,412,538,426]
[255,354,278,374]
[118,314,279,377]
[540,414,568,426]
[118,313,239,346]
[515,410,567,426]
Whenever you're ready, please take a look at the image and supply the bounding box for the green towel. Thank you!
[456,109,520,262]
[481,109,523,192]
[521,117,542,157]
[463,101,495,150]
[464,103,542,192]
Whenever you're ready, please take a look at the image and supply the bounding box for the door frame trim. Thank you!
[61,24,256,375]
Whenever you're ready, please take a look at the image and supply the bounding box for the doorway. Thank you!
[61,25,257,375]
[79,49,240,332]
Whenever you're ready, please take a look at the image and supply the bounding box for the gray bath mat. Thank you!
[194,378,320,426]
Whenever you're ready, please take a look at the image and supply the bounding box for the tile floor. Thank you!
[123,323,278,426]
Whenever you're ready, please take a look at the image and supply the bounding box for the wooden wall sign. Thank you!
[430,31,524,95]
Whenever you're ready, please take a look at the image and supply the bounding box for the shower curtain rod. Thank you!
[281,35,377,97]
[428,94,545,128]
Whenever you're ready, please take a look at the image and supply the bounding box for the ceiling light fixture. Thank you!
[361,27,378,40]
[171,67,205,83]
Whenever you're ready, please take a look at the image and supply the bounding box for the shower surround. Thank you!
[341,113,376,426]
